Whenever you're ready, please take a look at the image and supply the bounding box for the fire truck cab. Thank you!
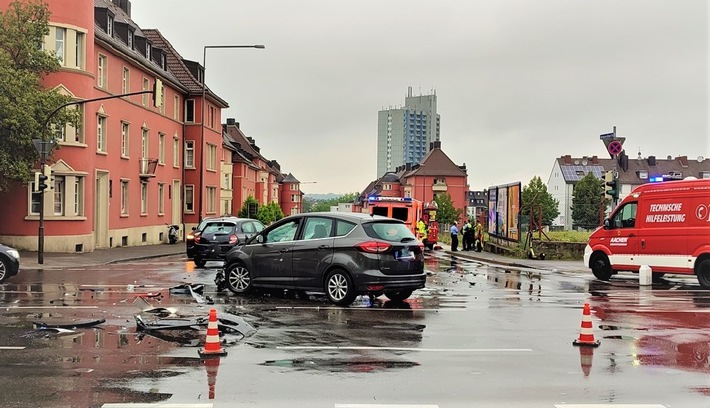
[367,196,438,249]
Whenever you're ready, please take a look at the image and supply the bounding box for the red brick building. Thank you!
[0,0,299,252]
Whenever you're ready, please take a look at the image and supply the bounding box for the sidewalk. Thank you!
[435,243,589,273]
[19,244,185,270]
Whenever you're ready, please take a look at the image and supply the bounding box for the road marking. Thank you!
[102,404,213,407]
[3,306,98,309]
[274,306,466,312]
[278,346,532,353]
[554,405,666,408]
[0,346,26,350]
[336,405,439,408]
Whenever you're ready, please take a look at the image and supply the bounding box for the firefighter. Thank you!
[417,218,428,243]
[462,219,473,251]
[474,218,484,252]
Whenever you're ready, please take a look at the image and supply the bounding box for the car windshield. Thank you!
[363,221,415,242]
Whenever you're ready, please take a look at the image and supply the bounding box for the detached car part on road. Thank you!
[216,212,426,306]
[186,216,265,267]
[0,244,20,283]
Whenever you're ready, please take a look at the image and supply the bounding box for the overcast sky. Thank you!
[131,0,709,194]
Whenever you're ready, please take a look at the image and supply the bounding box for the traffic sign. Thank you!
[599,132,615,139]
[608,140,623,156]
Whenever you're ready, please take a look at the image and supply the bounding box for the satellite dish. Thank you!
[698,156,705,162]
[582,159,588,166]
[574,160,580,165]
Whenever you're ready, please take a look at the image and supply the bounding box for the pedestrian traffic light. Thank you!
[152,78,164,108]
[604,170,618,201]
[43,164,54,192]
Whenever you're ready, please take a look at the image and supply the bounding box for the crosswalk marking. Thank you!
[0,346,25,350]
[278,346,532,353]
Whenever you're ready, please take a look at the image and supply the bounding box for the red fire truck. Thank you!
[367,196,439,249]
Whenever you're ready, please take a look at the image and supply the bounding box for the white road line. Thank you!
[336,405,439,408]
[3,306,98,309]
[0,346,26,350]
[102,404,213,408]
[554,405,666,408]
[274,306,466,312]
[278,346,532,352]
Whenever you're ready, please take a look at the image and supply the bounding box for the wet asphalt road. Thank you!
[0,251,708,408]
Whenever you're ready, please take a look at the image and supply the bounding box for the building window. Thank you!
[206,144,216,171]
[142,78,149,106]
[30,182,41,214]
[173,95,180,120]
[173,136,179,167]
[97,54,107,88]
[223,173,231,189]
[121,122,129,157]
[120,180,129,215]
[158,183,165,215]
[141,127,149,159]
[290,183,298,190]
[185,100,195,122]
[206,186,216,213]
[184,185,194,212]
[145,43,151,59]
[185,140,194,168]
[158,133,165,164]
[107,16,113,36]
[74,177,84,216]
[140,182,148,214]
[97,115,107,152]
[122,67,130,94]
[208,105,215,128]
[291,194,299,203]
[55,27,65,63]
[127,31,133,48]
[75,32,84,69]
[53,177,64,215]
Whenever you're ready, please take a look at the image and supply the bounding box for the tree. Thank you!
[521,176,560,227]
[0,0,79,190]
[257,201,284,225]
[309,192,358,212]
[433,193,462,226]
[571,172,606,230]
[238,196,259,218]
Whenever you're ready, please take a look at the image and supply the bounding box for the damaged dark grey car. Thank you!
[216,212,426,306]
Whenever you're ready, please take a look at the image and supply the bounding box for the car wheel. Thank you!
[325,269,357,306]
[194,258,206,268]
[590,252,612,281]
[384,289,413,302]
[0,257,7,283]
[697,259,710,289]
[225,262,253,294]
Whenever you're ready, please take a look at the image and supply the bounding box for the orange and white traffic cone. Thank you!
[573,303,600,347]
[199,308,228,357]
[203,356,221,399]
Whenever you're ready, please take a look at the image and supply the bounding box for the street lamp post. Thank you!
[198,44,265,222]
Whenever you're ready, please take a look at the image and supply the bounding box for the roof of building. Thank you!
[403,141,467,178]
[282,173,300,183]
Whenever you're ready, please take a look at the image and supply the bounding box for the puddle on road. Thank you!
[261,357,419,372]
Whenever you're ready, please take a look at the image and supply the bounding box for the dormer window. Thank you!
[638,170,648,179]
[160,54,166,70]
[107,16,113,36]
[127,31,133,48]
[145,43,151,59]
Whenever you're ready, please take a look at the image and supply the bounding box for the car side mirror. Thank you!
[603,218,610,229]
[255,235,265,244]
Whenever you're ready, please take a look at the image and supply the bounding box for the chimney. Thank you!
[677,156,689,167]
[591,155,598,164]
[226,118,236,126]
[432,140,441,150]
[648,155,656,166]
[563,155,572,165]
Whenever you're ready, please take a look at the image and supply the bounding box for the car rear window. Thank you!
[363,221,415,242]
[203,222,236,234]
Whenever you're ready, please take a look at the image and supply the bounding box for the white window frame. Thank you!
[185,140,194,168]
[122,66,130,94]
[97,54,107,88]
[158,183,165,215]
[140,182,148,215]
[53,177,64,215]
[141,127,149,159]
[97,115,107,152]
[75,32,85,69]
[142,77,149,106]
[107,16,113,36]
[173,95,180,120]
[120,180,129,215]
[158,133,165,164]
[206,186,216,214]
[184,185,194,213]
[172,136,180,168]
[55,27,65,63]
[121,121,129,157]
[206,144,216,171]
[74,177,84,216]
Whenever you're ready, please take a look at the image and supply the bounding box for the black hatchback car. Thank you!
[186,216,265,267]
[217,212,426,306]
[0,244,20,283]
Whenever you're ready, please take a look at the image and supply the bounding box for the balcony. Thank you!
[432,181,448,192]
[139,158,158,179]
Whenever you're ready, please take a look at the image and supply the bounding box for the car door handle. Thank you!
[628,233,635,238]
[280,248,290,253]
[641,239,645,249]
[318,245,330,250]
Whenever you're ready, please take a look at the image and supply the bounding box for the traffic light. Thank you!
[604,170,619,201]
[43,164,54,191]
[34,170,48,191]
[152,78,164,108]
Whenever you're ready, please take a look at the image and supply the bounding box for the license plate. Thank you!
[396,247,414,260]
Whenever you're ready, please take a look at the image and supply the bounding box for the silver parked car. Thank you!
[216,212,426,306]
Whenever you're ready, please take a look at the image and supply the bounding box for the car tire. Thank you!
[697,259,710,289]
[384,289,413,302]
[0,257,7,283]
[194,258,206,268]
[590,252,612,281]
[325,269,357,306]
[225,262,253,294]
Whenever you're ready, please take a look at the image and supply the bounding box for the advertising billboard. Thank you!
[487,182,521,242]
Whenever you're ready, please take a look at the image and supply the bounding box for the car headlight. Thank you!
[7,249,19,260]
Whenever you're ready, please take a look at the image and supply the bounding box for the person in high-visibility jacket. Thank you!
[474,219,484,252]
[417,218,428,242]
